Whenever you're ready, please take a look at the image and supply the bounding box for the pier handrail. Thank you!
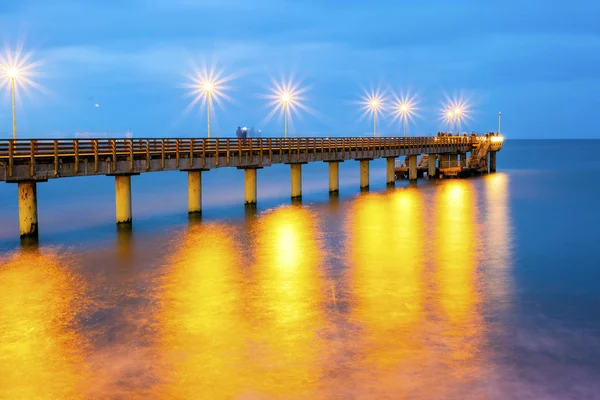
[0,136,475,160]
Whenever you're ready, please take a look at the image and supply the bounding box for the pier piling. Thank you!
[360,160,370,189]
[115,175,132,225]
[187,170,202,214]
[490,151,497,173]
[409,155,418,181]
[386,158,395,185]
[328,161,340,193]
[428,154,437,178]
[18,181,39,240]
[244,168,258,205]
[291,164,302,198]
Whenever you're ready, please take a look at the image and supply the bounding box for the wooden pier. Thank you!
[0,135,503,241]
[394,134,503,179]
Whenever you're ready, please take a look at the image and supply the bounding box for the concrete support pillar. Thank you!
[459,152,467,167]
[187,170,202,214]
[489,151,497,173]
[290,164,302,198]
[115,175,132,225]
[386,158,395,185]
[244,168,257,205]
[450,154,459,167]
[408,155,418,181]
[328,162,339,193]
[428,154,437,178]
[360,160,370,189]
[18,181,39,240]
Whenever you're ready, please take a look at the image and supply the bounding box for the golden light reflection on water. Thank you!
[348,190,426,368]
[155,223,246,398]
[484,173,513,309]
[249,206,327,397]
[435,181,479,322]
[155,207,327,398]
[0,249,88,399]
[434,180,484,382]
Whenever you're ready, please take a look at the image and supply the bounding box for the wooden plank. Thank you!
[8,140,13,177]
[30,140,36,177]
[226,139,230,166]
[161,139,165,170]
[145,139,150,170]
[53,140,59,177]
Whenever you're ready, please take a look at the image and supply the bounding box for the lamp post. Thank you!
[446,110,454,133]
[184,66,235,140]
[498,111,501,135]
[454,107,462,135]
[8,68,19,139]
[203,81,213,138]
[371,99,380,137]
[360,92,384,137]
[282,93,291,138]
[400,104,408,137]
[266,78,308,139]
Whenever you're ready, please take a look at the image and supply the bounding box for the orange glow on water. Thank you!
[249,206,327,396]
[0,250,89,399]
[348,190,426,368]
[435,181,479,321]
[484,173,513,310]
[155,223,246,398]
[434,181,483,375]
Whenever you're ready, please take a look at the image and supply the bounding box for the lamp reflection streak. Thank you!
[484,173,513,311]
[0,250,89,399]
[434,181,484,391]
[347,190,426,390]
[155,224,246,398]
[249,206,327,396]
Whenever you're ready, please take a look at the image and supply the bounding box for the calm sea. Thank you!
[1,139,599,399]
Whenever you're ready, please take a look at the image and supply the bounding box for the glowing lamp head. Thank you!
[370,99,379,109]
[203,81,213,93]
[446,110,453,119]
[400,104,408,113]
[7,67,19,79]
[281,92,291,103]
[454,107,462,116]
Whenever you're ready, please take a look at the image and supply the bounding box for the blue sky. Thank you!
[0,0,599,138]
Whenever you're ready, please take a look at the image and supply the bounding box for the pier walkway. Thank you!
[0,135,503,241]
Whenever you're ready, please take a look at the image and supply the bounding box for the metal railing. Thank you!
[0,136,477,179]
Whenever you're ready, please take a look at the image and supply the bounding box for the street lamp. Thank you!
[202,80,213,138]
[281,91,292,138]
[371,98,380,137]
[184,65,235,139]
[396,100,416,137]
[441,98,471,136]
[361,92,385,137]
[7,67,19,139]
[266,78,308,139]
[446,110,454,133]
[454,107,462,135]
[1,46,41,140]
[498,111,502,135]
[391,93,418,137]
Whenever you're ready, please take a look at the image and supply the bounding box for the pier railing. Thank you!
[0,136,475,179]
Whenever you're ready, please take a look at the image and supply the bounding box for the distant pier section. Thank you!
[0,135,503,241]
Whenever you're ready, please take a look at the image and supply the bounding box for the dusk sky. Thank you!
[0,0,599,138]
